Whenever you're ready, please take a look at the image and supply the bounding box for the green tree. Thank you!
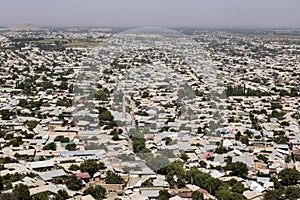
[145,155,170,173]
[80,160,106,177]
[69,164,80,171]
[59,80,68,90]
[141,179,153,187]
[285,187,300,200]
[180,153,189,162]
[43,142,56,150]
[227,162,248,178]
[105,170,124,184]
[1,110,12,120]
[112,133,120,141]
[216,189,245,200]
[240,135,249,145]
[157,190,171,200]
[56,97,72,107]
[278,168,300,185]
[162,137,172,145]
[257,154,268,164]
[99,110,114,121]
[26,120,38,131]
[54,136,69,143]
[192,191,204,200]
[12,184,31,200]
[84,185,106,200]
[163,161,186,189]
[65,143,77,151]
[231,181,245,194]
[0,176,3,190]
[54,189,69,200]
[66,176,83,191]
[264,189,283,200]
[32,192,48,200]
[95,89,109,101]
[270,176,283,190]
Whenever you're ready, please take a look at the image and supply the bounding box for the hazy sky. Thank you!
[1,0,300,28]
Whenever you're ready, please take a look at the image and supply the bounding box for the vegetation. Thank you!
[80,159,106,176]
[157,190,171,200]
[192,191,204,200]
[141,179,153,187]
[68,164,80,171]
[65,143,77,151]
[226,161,248,178]
[84,185,106,200]
[278,168,300,185]
[105,170,125,184]
[54,135,70,143]
[66,176,83,191]
[0,184,31,200]
[264,186,300,200]
[95,89,109,101]
[26,120,38,131]
[42,142,56,150]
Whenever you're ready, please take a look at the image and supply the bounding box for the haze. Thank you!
[1,0,300,28]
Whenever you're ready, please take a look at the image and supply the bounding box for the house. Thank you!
[27,160,54,170]
[232,156,254,168]
[36,169,67,181]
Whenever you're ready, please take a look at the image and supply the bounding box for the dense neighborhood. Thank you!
[0,25,300,200]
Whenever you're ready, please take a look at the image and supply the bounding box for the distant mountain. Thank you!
[8,23,43,31]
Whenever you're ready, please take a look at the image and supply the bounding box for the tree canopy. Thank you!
[84,185,106,200]
[278,168,300,185]
[80,159,106,176]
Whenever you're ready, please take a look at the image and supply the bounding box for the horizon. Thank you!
[1,0,300,29]
[1,23,300,30]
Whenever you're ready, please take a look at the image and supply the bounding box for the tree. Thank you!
[105,170,124,184]
[42,142,56,150]
[26,120,38,131]
[99,110,114,121]
[214,146,229,154]
[270,176,283,190]
[278,168,300,185]
[12,184,31,200]
[65,143,77,151]
[192,191,204,200]
[84,185,106,200]
[257,154,268,164]
[0,176,3,190]
[285,187,300,200]
[112,133,120,141]
[141,179,153,187]
[69,164,80,171]
[231,181,246,194]
[54,136,69,143]
[1,110,12,120]
[145,155,170,173]
[264,189,283,200]
[162,137,173,145]
[163,161,186,189]
[66,176,83,191]
[157,190,171,200]
[240,135,249,145]
[59,80,68,90]
[56,97,71,107]
[227,162,248,178]
[95,89,109,101]
[205,177,224,195]
[80,160,106,177]
[180,153,189,162]
[54,189,69,200]
[32,192,48,200]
